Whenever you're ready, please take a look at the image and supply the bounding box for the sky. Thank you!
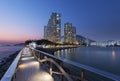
[0,0,120,43]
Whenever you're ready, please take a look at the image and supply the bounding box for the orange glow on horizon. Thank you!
[0,35,43,43]
[0,25,43,43]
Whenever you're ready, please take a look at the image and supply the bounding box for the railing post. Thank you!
[60,61,64,81]
[12,76,14,81]
[50,62,53,76]
[33,51,36,58]
[31,49,33,56]
[44,56,47,64]
[12,73,16,81]
[38,53,40,60]
[81,68,85,81]
[36,52,39,61]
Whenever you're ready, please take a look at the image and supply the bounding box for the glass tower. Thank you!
[64,22,76,44]
[44,13,61,43]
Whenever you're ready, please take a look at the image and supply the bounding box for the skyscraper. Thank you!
[44,26,47,39]
[64,22,76,44]
[44,13,61,43]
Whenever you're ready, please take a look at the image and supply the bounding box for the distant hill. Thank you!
[14,43,25,46]
[76,35,95,44]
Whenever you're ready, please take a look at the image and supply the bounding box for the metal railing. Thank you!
[31,48,73,81]
[1,48,24,81]
[30,47,120,81]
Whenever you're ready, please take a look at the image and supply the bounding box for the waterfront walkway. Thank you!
[15,47,54,81]
[1,46,120,81]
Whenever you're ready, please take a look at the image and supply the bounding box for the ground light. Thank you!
[31,71,54,81]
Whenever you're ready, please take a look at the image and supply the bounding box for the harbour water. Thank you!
[54,46,120,77]
[0,45,23,62]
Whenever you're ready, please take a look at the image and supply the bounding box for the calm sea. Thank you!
[54,46,120,77]
[0,45,23,62]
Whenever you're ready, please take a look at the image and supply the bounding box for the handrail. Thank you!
[32,48,73,81]
[31,48,120,81]
[1,48,24,81]
[39,58,73,81]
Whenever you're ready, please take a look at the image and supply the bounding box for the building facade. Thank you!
[44,13,61,43]
[64,22,76,44]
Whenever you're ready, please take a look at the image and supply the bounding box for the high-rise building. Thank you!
[44,13,61,43]
[44,26,47,39]
[64,22,76,44]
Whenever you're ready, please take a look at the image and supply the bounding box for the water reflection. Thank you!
[112,49,116,60]
[54,48,76,59]
[55,50,66,57]
[54,47,120,76]
[54,51,60,57]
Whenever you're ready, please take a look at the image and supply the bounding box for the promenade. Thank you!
[15,47,54,81]
[1,46,120,81]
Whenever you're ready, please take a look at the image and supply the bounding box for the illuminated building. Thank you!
[44,26,47,39]
[44,13,61,43]
[64,22,76,44]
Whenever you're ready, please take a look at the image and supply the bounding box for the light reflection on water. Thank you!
[54,46,120,76]
[112,49,116,60]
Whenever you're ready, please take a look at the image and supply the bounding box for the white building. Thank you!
[44,12,61,43]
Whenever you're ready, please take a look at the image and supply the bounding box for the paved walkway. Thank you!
[15,47,54,81]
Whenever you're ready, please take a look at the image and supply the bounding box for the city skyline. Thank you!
[0,0,120,43]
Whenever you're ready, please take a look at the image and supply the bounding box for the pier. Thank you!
[1,46,120,81]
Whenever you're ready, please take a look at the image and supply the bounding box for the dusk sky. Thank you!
[0,0,120,43]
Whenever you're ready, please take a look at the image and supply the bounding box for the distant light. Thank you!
[30,42,37,48]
